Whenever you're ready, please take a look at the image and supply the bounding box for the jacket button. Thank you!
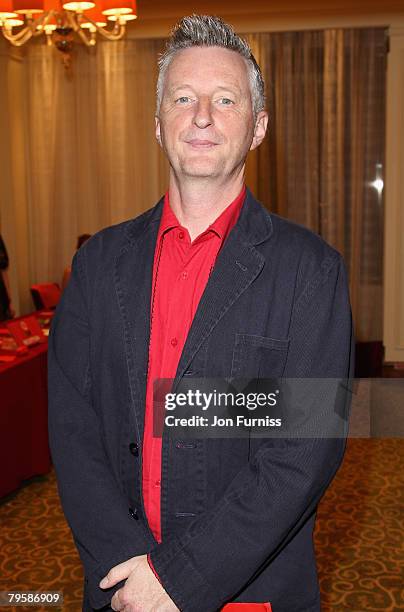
[129,442,139,456]
[129,507,139,520]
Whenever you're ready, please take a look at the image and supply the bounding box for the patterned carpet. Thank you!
[315,439,403,611]
[0,439,403,612]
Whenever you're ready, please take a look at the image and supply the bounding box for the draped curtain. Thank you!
[0,28,386,340]
[246,29,386,341]
[0,38,168,314]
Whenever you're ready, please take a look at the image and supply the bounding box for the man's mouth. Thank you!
[185,139,218,149]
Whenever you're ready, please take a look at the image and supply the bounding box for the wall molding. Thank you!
[126,12,404,39]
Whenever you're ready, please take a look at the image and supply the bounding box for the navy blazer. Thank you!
[48,189,354,612]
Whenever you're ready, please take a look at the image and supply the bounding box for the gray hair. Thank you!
[156,14,265,117]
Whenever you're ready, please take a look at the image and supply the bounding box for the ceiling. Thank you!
[129,0,404,38]
[138,0,404,20]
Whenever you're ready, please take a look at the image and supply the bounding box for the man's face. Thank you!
[155,46,268,182]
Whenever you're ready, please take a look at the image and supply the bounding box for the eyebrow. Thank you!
[168,84,194,93]
[167,83,242,95]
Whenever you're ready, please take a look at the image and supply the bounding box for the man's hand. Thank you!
[99,554,179,611]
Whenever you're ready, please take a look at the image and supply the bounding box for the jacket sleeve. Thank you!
[149,253,354,612]
[48,247,155,610]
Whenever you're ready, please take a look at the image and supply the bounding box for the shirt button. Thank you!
[155,480,161,487]
[178,231,184,240]
[129,507,139,520]
[129,442,139,457]
[181,271,188,280]
[171,337,178,347]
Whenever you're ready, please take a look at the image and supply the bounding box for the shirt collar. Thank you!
[157,186,246,244]
[208,186,246,242]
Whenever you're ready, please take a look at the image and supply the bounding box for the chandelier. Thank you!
[0,0,137,53]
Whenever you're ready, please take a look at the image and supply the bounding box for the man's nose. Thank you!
[193,98,213,129]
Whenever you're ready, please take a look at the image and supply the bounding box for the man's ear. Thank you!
[155,116,162,146]
[250,110,269,151]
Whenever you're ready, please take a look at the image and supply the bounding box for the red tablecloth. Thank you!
[0,330,51,499]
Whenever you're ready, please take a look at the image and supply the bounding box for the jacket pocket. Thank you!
[231,333,290,378]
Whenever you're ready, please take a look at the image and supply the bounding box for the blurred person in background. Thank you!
[0,233,15,321]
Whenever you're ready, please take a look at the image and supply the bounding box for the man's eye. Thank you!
[218,98,234,105]
[176,96,191,104]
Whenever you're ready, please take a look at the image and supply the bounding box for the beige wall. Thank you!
[384,24,404,362]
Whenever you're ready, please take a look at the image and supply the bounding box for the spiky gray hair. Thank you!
[156,14,265,117]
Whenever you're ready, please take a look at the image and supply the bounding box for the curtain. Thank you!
[246,29,386,341]
[0,29,386,341]
[0,37,168,314]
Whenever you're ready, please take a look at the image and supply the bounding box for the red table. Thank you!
[0,319,51,499]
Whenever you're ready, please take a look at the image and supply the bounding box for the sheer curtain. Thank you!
[246,28,386,341]
[0,29,386,340]
[0,38,168,313]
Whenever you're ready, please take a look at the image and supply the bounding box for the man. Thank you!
[0,233,15,321]
[48,15,354,612]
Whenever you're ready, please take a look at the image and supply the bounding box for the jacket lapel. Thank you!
[174,189,273,383]
[114,190,274,430]
[114,201,163,436]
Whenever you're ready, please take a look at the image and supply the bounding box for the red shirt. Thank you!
[142,187,246,542]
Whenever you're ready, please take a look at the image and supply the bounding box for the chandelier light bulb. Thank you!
[12,0,44,14]
[62,1,95,11]
[0,0,18,19]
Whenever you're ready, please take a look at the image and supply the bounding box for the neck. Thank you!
[168,172,245,241]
